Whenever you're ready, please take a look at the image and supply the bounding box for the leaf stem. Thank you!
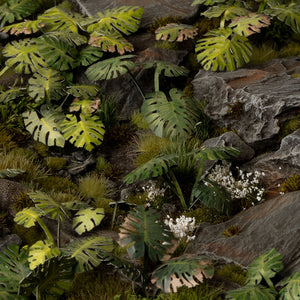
[0,66,9,78]
[168,170,188,210]
[36,216,54,244]
[154,69,160,92]
[126,68,146,100]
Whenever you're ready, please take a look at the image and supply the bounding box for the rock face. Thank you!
[71,0,197,28]
[186,191,300,276]
[192,58,300,148]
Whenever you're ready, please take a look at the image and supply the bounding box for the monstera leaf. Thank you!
[0,244,30,294]
[19,255,76,298]
[194,146,240,161]
[67,85,99,99]
[73,207,105,235]
[0,19,44,35]
[3,38,47,74]
[265,3,300,33]
[123,153,178,184]
[23,106,66,147]
[28,68,66,102]
[155,23,198,42]
[86,6,144,35]
[202,4,249,21]
[89,31,134,54]
[36,34,79,71]
[28,191,69,221]
[86,55,136,81]
[0,0,40,26]
[60,113,105,151]
[69,99,100,115]
[152,256,214,293]
[247,248,283,285]
[45,31,87,47]
[38,6,81,33]
[192,178,233,215]
[143,61,189,78]
[0,168,25,178]
[0,88,25,103]
[141,89,199,140]
[78,45,103,66]
[229,13,271,36]
[14,207,45,228]
[119,205,173,262]
[62,236,113,272]
[192,0,226,5]
[28,240,60,270]
[196,28,252,71]
[279,272,300,300]
[226,284,277,300]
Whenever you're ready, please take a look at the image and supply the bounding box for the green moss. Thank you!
[280,174,300,194]
[36,176,77,193]
[13,223,45,247]
[249,43,279,65]
[11,191,34,213]
[222,225,242,237]
[291,73,300,79]
[126,192,151,206]
[154,40,179,50]
[33,142,49,157]
[279,42,300,58]
[147,15,182,34]
[0,128,17,152]
[131,110,150,130]
[194,17,221,39]
[216,264,247,286]
[96,156,122,180]
[105,122,136,146]
[184,207,228,225]
[45,157,67,171]
[227,101,244,118]
[183,83,194,98]
[278,116,300,140]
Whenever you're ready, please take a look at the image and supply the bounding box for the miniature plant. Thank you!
[280,174,300,194]
[222,225,242,237]
[226,248,300,300]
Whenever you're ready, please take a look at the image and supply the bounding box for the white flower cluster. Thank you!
[164,215,196,242]
[208,162,265,205]
[141,180,167,202]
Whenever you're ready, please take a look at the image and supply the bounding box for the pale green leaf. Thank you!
[45,31,88,47]
[155,23,198,42]
[0,19,44,35]
[202,4,249,20]
[279,272,300,300]
[14,207,45,228]
[192,0,226,6]
[78,46,103,66]
[143,61,189,77]
[226,284,277,300]
[69,99,101,115]
[67,85,99,99]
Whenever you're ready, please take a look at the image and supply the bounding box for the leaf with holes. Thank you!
[196,28,252,71]
[247,248,283,285]
[202,4,249,21]
[36,34,79,71]
[62,236,113,273]
[0,168,26,178]
[3,39,47,74]
[28,240,60,270]
[19,255,76,298]
[229,13,271,36]
[86,55,136,81]
[194,146,240,161]
[155,23,198,42]
[45,31,87,47]
[141,89,198,140]
[265,3,300,33]
[0,88,25,103]
[0,0,40,26]
[23,106,65,147]
[279,271,300,300]
[0,244,30,294]
[119,205,173,262]
[28,191,69,221]
[60,113,105,151]
[89,31,134,54]
[86,6,144,35]
[143,61,189,78]
[28,68,66,102]
[152,256,214,293]
[192,0,226,6]
[78,46,103,66]
[14,207,45,228]
[67,85,99,99]
[0,19,45,35]
[69,99,101,115]
[73,207,105,235]
[226,284,277,300]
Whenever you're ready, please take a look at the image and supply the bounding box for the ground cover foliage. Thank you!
[0,0,299,299]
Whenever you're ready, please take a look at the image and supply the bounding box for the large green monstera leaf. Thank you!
[63,236,113,272]
[141,89,199,140]
[28,240,60,270]
[19,255,76,298]
[143,61,189,78]
[67,85,99,99]
[73,207,105,235]
[226,284,277,300]
[45,31,87,47]
[89,31,134,54]
[265,3,300,33]
[119,205,173,262]
[36,34,79,71]
[78,45,103,66]
[86,55,136,81]
[0,19,44,35]
[155,23,198,42]
[23,106,66,147]
[0,0,40,26]
[202,4,248,21]
[247,248,283,285]
[196,28,252,71]
[60,113,105,151]
[28,68,66,102]
[0,88,25,103]
[86,6,144,35]
[3,38,47,74]
[192,0,226,6]
[14,207,45,228]
[279,272,300,300]
[0,244,30,294]
[152,256,214,293]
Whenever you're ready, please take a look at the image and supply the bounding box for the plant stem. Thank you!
[36,217,54,244]
[190,159,204,208]
[127,68,146,100]
[264,275,276,291]
[0,66,9,78]
[154,69,160,92]
[111,203,118,230]
[168,170,188,210]
[57,216,61,248]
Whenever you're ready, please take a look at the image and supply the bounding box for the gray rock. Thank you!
[0,234,22,252]
[242,129,300,189]
[192,58,300,148]
[186,191,300,277]
[68,154,96,175]
[71,0,197,28]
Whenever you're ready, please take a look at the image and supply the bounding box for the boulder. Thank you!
[71,0,198,28]
[186,191,300,277]
[192,58,300,149]
[0,234,22,253]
